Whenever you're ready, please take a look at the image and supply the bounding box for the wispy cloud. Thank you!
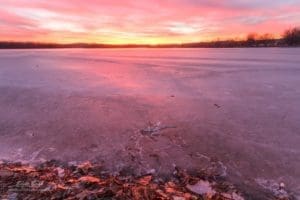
[1,0,300,43]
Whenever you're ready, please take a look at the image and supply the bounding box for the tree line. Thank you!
[245,27,300,47]
[180,27,300,48]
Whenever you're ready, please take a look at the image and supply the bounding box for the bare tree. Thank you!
[283,27,300,46]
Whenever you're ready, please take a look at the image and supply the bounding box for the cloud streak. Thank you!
[1,0,300,44]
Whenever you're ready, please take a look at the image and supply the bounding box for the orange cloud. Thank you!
[0,0,299,44]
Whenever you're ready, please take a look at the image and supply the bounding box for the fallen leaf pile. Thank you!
[0,160,290,200]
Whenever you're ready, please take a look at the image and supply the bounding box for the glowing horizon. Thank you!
[1,0,300,44]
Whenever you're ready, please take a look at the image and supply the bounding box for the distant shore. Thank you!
[1,27,299,49]
[0,39,299,49]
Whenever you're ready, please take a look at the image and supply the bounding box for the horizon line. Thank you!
[0,38,284,46]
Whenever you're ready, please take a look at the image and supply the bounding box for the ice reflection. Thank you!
[1,48,300,196]
[1,48,300,98]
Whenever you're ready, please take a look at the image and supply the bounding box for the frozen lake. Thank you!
[0,48,300,197]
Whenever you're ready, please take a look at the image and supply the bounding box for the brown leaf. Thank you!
[137,175,152,186]
[11,166,36,173]
[66,178,78,184]
[78,161,92,168]
[156,189,169,198]
[79,176,101,183]
[165,186,176,194]
[56,184,67,190]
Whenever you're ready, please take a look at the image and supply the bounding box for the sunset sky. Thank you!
[1,0,300,44]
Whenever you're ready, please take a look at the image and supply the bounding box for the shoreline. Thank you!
[0,39,299,49]
[0,160,293,199]
[0,46,299,50]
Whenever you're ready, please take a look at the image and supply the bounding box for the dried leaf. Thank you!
[137,175,152,186]
[79,176,101,183]
[156,189,169,198]
[11,166,36,173]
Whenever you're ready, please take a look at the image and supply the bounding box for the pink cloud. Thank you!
[1,0,300,43]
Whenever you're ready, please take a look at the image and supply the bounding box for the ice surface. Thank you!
[0,48,299,197]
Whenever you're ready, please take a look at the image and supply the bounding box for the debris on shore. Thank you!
[255,178,291,200]
[0,161,295,200]
[0,160,247,200]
